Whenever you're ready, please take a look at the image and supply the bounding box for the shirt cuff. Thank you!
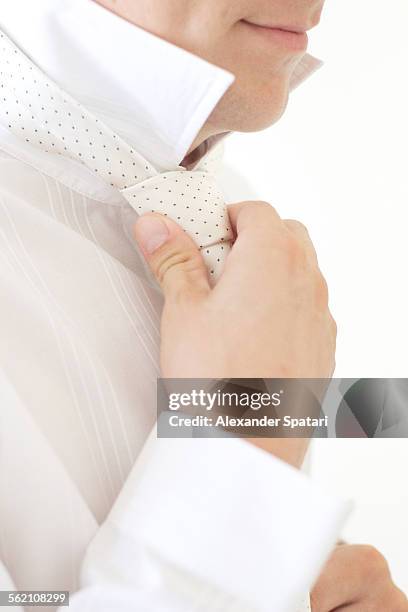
[82,430,351,612]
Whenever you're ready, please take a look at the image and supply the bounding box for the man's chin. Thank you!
[236,85,290,133]
[210,82,289,135]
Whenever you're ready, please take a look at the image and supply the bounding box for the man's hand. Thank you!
[311,544,408,611]
[134,201,336,467]
[134,201,336,380]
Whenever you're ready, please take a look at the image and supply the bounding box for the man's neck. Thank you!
[0,0,234,171]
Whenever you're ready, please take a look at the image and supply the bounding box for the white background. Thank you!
[223,0,408,595]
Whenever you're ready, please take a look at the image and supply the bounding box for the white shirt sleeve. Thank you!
[66,430,351,612]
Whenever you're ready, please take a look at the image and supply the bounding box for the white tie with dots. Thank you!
[0,31,232,282]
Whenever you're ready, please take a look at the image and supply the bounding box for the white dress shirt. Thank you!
[0,2,349,611]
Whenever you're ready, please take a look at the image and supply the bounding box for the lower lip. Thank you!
[242,21,308,52]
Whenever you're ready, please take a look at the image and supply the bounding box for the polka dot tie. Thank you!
[0,30,233,281]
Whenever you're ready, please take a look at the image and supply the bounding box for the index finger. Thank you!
[227,200,283,237]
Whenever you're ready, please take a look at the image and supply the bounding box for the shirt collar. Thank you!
[0,0,321,172]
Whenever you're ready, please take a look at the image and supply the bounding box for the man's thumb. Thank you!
[134,213,210,299]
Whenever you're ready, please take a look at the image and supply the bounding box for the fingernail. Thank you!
[135,215,170,254]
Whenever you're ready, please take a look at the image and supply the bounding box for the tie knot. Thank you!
[121,170,233,280]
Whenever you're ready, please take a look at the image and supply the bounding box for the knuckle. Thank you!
[253,200,277,213]
[153,245,199,285]
[358,545,390,579]
[315,271,329,299]
[315,274,330,311]
[242,200,270,212]
[285,219,309,234]
[251,200,272,210]
[242,200,281,224]
[280,231,306,263]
